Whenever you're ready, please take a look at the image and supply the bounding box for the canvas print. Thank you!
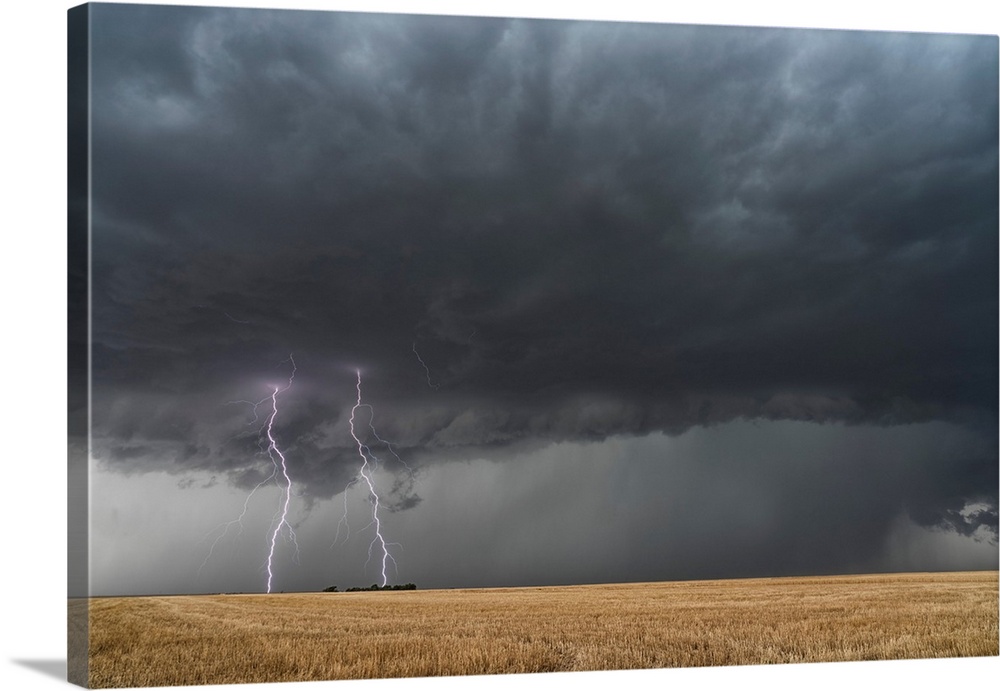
[68,2,999,688]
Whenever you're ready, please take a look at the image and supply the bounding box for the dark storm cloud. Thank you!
[87,5,997,546]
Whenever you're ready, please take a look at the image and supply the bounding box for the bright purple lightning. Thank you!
[201,359,408,591]
[199,355,299,593]
[347,369,398,587]
[263,357,298,593]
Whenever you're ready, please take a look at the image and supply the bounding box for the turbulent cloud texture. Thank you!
[82,5,997,591]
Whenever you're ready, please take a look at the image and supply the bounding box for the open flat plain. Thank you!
[85,570,998,687]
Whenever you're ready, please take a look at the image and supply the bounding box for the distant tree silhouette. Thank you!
[342,583,417,592]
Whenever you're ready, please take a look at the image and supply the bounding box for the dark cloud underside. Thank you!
[85,3,998,582]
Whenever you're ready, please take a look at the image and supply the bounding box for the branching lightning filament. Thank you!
[263,356,298,593]
[198,355,299,593]
[347,369,400,586]
[412,342,440,390]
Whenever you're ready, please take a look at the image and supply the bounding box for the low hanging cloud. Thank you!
[83,4,997,566]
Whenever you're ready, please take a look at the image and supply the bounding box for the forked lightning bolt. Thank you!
[346,369,400,586]
[201,359,409,590]
[199,355,299,593]
[264,357,299,593]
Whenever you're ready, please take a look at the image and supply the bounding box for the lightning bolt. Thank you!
[264,356,298,593]
[332,393,413,547]
[412,342,440,390]
[223,311,252,324]
[346,369,400,586]
[198,355,299,593]
[201,358,410,590]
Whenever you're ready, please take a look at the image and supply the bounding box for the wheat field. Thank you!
[85,570,998,688]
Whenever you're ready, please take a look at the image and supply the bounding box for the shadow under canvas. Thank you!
[12,659,67,682]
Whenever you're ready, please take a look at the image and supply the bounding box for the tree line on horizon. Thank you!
[323,583,417,592]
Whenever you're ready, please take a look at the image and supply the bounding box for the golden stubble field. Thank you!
[85,570,998,688]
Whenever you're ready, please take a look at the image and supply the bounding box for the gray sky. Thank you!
[78,2,997,596]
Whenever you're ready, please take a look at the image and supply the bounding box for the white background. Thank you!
[1,1,997,690]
